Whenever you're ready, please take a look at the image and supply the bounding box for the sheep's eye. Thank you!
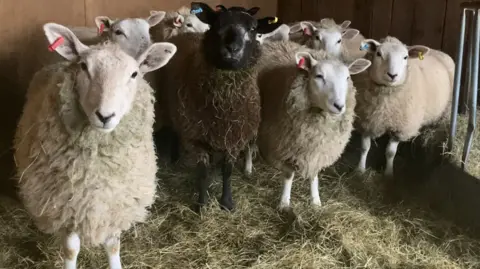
[315,36,320,40]
[258,34,262,38]
[337,39,341,44]
[80,62,88,71]
[347,76,350,80]
[250,26,256,31]
[114,30,123,35]
[131,71,138,79]
[376,51,381,57]
[403,55,408,60]
[186,23,193,27]
[316,74,324,79]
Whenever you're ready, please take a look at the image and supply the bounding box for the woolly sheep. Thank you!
[255,40,371,208]
[150,6,210,42]
[14,22,176,269]
[353,36,454,177]
[289,18,366,62]
[256,21,291,44]
[17,12,166,93]
[161,2,263,211]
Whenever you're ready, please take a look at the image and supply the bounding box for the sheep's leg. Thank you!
[244,143,253,176]
[104,235,122,269]
[357,134,371,173]
[196,160,210,209]
[278,171,294,210]
[220,158,234,211]
[63,232,80,269]
[310,174,322,207]
[384,138,399,177]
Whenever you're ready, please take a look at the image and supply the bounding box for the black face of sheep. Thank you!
[191,2,261,70]
[256,16,283,35]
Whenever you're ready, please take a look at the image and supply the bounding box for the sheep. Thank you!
[255,40,370,208]
[17,12,166,94]
[289,18,366,62]
[149,6,210,42]
[256,18,291,44]
[13,22,177,269]
[353,36,454,177]
[161,2,263,211]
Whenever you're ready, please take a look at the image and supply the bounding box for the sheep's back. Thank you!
[14,63,157,246]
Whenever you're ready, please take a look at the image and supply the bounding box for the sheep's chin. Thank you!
[93,126,115,133]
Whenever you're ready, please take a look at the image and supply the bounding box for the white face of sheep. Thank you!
[168,12,210,34]
[295,52,371,114]
[298,21,359,57]
[256,24,291,44]
[43,22,177,133]
[361,38,431,86]
[94,12,166,59]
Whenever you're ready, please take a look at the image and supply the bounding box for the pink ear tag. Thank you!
[297,57,305,69]
[48,36,64,52]
[98,23,105,35]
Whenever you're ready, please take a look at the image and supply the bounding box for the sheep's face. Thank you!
[173,13,210,34]
[296,52,371,114]
[43,22,177,133]
[299,22,359,57]
[361,38,430,86]
[95,12,166,59]
[192,2,260,70]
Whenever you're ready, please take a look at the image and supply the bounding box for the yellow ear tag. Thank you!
[418,51,424,60]
[268,17,278,24]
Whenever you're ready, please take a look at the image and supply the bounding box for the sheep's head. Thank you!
[94,12,166,59]
[256,17,289,44]
[191,2,261,70]
[298,21,359,57]
[43,22,177,133]
[295,51,371,114]
[361,36,430,86]
[155,7,210,35]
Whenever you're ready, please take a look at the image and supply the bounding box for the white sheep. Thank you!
[353,36,454,177]
[255,40,371,208]
[17,12,166,93]
[13,22,176,269]
[150,6,210,42]
[289,18,366,62]
[256,24,291,44]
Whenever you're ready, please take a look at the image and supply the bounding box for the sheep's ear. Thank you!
[320,18,331,25]
[342,29,359,40]
[360,39,380,53]
[43,22,89,61]
[173,14,185,28]
[191,2,217,25]
[408,45,430,58]
[295,51,317,71]
[95,16,114,32]
[146,11,166,27]
[137,42,177,73]
[247,7,260,16]
[348,58,371,75]
[340,20,351,29]
[289,23,301,33]
[300,21,316,36]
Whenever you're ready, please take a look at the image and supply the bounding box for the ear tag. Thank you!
[297,57,306,69]
[360,43,369,51]
[418,51,424,60]
[48,36,64,52]
[98,23,105,35]
[191,7,203,14]
[268,17,278,24]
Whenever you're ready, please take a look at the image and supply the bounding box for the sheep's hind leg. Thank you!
[357,134,371,173]
[310,174,322,207]
[278,171,294,211]
[104,235,122,269]
[63,232,80,269]
[384,138,399,177]
[244,144,253,176]
[220,157,235,211]
[196,159,210,210]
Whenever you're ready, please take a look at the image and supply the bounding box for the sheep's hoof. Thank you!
[356,166,366,174]
[220,197,235,211]
[384,168,394,179]
[277,202,290,212]
[243,169,252,178]
[194,202,207,214]
[311,199,322,207]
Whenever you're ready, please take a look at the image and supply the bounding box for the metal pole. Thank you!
[448,8,468,152]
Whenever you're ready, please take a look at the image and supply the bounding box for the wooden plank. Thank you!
[351,0,372,37]
[302,0,318,21]
[390,0,415,44]
[370,0,394,39]
[316,0,339,20]
[411,0,447,48]
[277,0,301,23]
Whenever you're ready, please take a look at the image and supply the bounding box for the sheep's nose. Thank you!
[387,72,398,80]
[333,103,344,112]
[226,43,241,53]
[96,111,115,124]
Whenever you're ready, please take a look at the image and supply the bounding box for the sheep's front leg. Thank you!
[63,232,80,269]
[357,134,371,173]
[244,144,253,176]
[196,159,210,210]
[310,174,322,207]
[384,138,399,177]
[220,158,234,211]
[104,235,122,269]
[278,171,294,210]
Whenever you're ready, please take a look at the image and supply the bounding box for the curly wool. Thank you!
[163,32,261,161]
[256,41,356,179]
[353,36,454,141]
[14,62,157,246]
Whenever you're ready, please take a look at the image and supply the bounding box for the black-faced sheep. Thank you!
[255,40,370,208]
[14,22,176,269]
[353,36,454,177]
